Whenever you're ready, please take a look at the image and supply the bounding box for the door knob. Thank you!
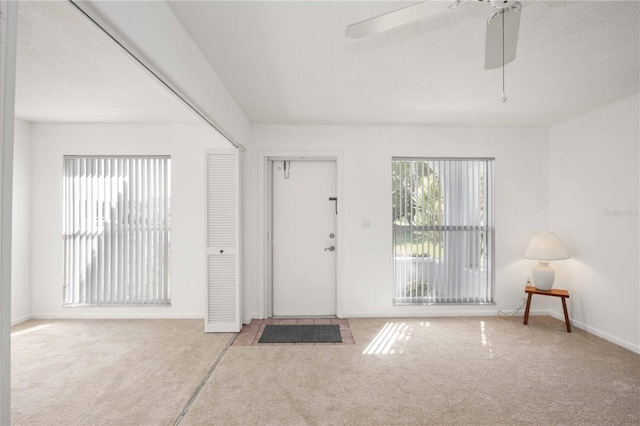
[324,246,335,252]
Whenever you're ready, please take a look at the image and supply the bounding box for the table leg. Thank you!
[523,293,532,325]
[561,297,571,332]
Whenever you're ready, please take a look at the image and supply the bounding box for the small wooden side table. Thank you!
[523,286,571,332]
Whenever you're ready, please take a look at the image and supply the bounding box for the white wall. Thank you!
[549,93,640,353]
[29,122,229,319]
[11,119,31,324]
[244,124,551,320]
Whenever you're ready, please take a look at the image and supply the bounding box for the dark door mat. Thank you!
[258,324,342,344]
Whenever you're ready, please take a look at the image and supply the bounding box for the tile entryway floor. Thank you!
[232,318,354,346]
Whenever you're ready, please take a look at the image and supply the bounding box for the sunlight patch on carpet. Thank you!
[363,322,409,355]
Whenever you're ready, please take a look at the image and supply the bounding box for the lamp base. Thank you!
[532,261,555,291]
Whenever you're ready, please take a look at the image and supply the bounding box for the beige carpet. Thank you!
[11,319,233,426]
[181,316,640,425]
[11,317,640,425]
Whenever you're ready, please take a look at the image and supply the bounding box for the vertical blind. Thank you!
[392,158,494,304]
[63,156,171,306]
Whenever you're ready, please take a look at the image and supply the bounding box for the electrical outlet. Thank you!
[526,277,532,285]
[362,219,372,229]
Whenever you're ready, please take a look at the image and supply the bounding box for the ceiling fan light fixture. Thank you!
[490,0,516,9]
[487,1,521,24]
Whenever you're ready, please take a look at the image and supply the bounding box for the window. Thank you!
[63,156,171,306]
[392,158,494,304]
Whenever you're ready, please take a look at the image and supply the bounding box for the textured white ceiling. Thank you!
[170,0,640,126]
[15,1,199,123]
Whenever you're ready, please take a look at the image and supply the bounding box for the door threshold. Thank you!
[271,315,338,319]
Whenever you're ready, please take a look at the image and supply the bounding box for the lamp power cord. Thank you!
[498,297,527,319]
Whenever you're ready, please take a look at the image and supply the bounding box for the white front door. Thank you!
[271,160,337,316]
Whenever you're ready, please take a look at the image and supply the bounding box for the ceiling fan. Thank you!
[346,0,523,100]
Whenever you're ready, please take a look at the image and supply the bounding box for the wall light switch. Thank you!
[362,219,372,229]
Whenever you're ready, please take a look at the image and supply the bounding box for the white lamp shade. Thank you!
[523,232,569,261]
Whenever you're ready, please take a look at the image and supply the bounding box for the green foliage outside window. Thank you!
[392,161,444,258]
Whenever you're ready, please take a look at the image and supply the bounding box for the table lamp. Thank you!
[523,232,569,290]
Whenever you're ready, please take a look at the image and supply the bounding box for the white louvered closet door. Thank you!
[205,149,241,332]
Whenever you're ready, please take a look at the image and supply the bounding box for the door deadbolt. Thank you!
[329,233,335,239]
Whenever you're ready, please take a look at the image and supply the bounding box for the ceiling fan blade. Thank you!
[346,1,455,39]
[484,6,521,70]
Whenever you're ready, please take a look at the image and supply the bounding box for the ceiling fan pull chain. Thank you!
[501,11,507,103]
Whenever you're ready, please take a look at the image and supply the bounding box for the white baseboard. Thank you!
[30,312,204,320]
[548,311,640,354]
[11,315,32,326]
